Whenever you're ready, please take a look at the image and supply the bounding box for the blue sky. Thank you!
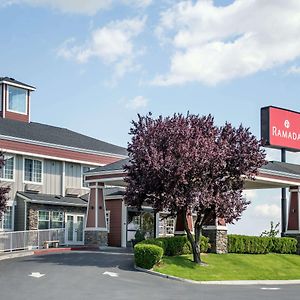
[1,0,300,235]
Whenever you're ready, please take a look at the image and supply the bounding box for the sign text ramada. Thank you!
[261,106,300,152]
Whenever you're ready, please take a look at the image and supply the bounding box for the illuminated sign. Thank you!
[261,106,300,152]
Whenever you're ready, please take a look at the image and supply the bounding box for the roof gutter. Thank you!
[0,134,128,159]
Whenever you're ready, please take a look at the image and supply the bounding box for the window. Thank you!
[7,86,27,114]
[82,166,94,187]
[38,211,50,229]
[159,216,175,237]
[51,211,64,228]
[0,207,13,230]
[38,211,64,229]
[24,158,42,183]
[0,156,14,180]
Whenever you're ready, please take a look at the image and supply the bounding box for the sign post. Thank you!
[261,106,300,236]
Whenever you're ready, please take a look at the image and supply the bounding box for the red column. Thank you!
[287,186,299,232]
[174,210,193,235]
[86,183,107,230]
[85,182,108,246]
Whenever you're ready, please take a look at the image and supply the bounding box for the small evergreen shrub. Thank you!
[134,244,163,269]
[228,235,298,254]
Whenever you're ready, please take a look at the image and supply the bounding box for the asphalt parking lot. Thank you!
[0,251,299,300]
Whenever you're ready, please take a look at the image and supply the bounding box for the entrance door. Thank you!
[65,214,85,245]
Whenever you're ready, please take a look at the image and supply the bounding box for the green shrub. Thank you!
[164,236,190,256]
[200,236,210,253]
[138,238,168,254]
[271,237,297,254]
[134,244,163,269]
[228,235,298,254]
[138,235,211,256]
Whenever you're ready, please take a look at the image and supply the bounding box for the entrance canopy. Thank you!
[245,161,300,189]
[85,158,300,190]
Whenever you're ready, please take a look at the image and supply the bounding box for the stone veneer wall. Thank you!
[202,228,228,254]
[27,203,86,230]
[84,230,108,247]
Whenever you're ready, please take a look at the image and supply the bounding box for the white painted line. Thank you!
[261,287,281,290]
[29,272,45,278]
[103,271,119,277]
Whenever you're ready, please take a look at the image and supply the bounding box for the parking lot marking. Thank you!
[29,272,45,278]
[103,271,119,277]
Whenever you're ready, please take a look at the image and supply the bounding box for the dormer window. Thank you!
[7,86,27,114]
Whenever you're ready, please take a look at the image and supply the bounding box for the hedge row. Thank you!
[134,235,210,269]
[228,235,298,254]
[139,235,210,256]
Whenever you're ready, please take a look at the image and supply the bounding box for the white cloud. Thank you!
[254,204,281,218]
[122,0,152,8]
[153,0,300,85]
[286,65,300,75]
[242,190,256,202]
[1,0,111,14]
[1,0,152,14]
[57,17,146,79]
[126,96,149,110]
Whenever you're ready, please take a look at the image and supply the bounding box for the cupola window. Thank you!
[7,86,27,114]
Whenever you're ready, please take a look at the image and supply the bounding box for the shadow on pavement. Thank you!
[21,251,135,272]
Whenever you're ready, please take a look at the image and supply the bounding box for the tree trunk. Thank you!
[182,210,201,264]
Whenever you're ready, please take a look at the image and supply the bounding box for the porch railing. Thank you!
[0,228,65,252]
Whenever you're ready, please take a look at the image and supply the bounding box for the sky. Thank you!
[1,0,300,236]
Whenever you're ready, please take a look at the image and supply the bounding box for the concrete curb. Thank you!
[134,265,300,285]
[0,247,133,261]
[0,251,34,261]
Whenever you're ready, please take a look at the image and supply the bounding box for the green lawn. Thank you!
[153,254,300,281]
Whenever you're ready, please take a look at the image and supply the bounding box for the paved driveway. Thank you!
[0,251,299,300]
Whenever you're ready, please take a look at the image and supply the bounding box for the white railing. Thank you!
[0,228,65,252]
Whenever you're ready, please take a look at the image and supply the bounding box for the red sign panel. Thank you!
[261,106,300,152]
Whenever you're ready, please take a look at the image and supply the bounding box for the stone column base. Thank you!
[202,227,228,254]
[84,230,108,247]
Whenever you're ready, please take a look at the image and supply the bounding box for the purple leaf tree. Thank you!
[125,113,266,264]
[0,152,10,217]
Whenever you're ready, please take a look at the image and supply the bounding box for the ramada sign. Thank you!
[261,106,300,152]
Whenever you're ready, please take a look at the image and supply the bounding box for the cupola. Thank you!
[0,77,36,123]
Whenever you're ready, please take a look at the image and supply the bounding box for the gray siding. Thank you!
[65,162,82,189]
[4,153,91,232]
[42,159,62,195]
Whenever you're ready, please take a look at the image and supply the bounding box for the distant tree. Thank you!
[260,221,280,237]
[0,152,10,217]
[125,113,266,264]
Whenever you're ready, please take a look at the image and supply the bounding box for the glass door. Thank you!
[76,215,84,243]
[65,214,85,245]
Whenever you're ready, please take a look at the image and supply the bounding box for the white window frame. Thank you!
[81,165,94,189]
[6,85,28,115]
[159,216,175,237]
[0,154,15,182]
[0,205,14,231]
[106,211,110,233]
[38,210,50,230]
[0,84,2,111]
[23,157,43,185]
[50,211,64,229]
